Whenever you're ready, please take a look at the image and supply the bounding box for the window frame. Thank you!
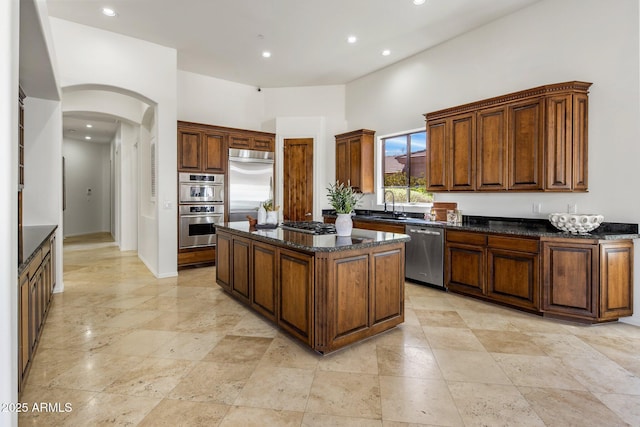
[377,128,432,207]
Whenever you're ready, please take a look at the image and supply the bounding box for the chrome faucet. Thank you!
[384,190,395,214]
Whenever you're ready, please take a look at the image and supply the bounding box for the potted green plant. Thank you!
[326,181,362,236]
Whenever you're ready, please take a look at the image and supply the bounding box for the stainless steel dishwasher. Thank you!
[404,224,444,288]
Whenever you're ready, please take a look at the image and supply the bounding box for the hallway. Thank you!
[18,234,640,426]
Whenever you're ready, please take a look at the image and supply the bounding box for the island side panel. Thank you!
[278,248,314,347]
[316,242,405,353]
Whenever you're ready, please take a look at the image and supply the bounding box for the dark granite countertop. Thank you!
[19,225,57,275]
[217,221,410,253]
[322,210,639,240]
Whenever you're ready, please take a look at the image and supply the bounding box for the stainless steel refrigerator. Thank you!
[227,148,275,222]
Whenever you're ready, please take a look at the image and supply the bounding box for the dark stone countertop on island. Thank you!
[216,221,410,253]
[19,225,57,275]
[322,210,639,241]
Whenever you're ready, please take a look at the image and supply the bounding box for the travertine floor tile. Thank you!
[167,361,254,404]
[235,365,315,411]
[379,375,462,426]
[151,331,224,360]
[448,382,545,427]
[472,329,547,355]
[219,406,303,426]
[492,353,586,390]
[306,371,381,419]
[137,398,229,426]
[594,392,640,426]
[317,339,379,374]
[376,345,443,379]
[60,392,161,426]
[423,326,485,352]
[519,386,629,427]
[103,357,195,398]
[433,349,512,384]
[202,335,273,365]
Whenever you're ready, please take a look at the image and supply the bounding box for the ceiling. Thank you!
[63,112,119,144]
[46,0,540,88]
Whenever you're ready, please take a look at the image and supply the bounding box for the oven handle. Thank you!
[180,215,224,219]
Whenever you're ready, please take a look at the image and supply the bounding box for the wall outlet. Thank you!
[567,203,577,213]
[532,202,542,214]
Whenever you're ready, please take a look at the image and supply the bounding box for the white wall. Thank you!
[178,70,264,130]
[345,0,640,325]
[0,0,19,424]
[22,97,64,295]
[49,17,178,278]
[117,121,139,251]
[62,137,111,236]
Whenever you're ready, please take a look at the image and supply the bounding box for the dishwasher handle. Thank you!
[408,228,442,236]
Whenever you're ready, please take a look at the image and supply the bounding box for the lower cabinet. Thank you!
[215,229,405,353]
[542,239,633,322]
[486,235,540,311]
[445,230,634,322]
[18,230,56,395]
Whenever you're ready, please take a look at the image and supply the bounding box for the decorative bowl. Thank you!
[548,213,604,234]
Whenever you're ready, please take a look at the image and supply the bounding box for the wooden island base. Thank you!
[216,225,408,354]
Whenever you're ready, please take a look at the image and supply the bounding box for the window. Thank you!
[381,130,432,204]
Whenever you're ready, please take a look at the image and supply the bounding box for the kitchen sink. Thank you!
[368,214,409,221]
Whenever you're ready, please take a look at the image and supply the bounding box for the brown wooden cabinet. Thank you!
[335,129,375,193]
[542,238,633,322]
[229,132,275,152]
[425,81,591,193]
[251,241,278,321]
[477,106,508,191]
[486,235,540,311]
[508,98,544,190]
[445,229,632,322]
[18,228,56,394]
[445,230,486,296]
[216,228,405,353]
[278,248,314,345]
[177,122,226,173]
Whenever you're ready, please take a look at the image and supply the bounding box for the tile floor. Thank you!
[19,233,640,426]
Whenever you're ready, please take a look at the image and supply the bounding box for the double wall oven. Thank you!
[178,172,224,249]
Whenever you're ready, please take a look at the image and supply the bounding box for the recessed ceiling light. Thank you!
[102,7,117,17]
[347,35,357,44]
[262,51,271,58]
[382,49,391,56]
[86,124,93,128]
[85,136,92,140]
[413,0,426,5]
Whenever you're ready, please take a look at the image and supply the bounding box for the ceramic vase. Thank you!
[335,213,353,236]
[266,210,278,225]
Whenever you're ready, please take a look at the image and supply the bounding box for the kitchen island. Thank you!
[215,222,410,354]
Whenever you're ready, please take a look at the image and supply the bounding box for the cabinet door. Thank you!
[229,134,252,149]
[202,131,225,172]
[542,241,598,319]
[251,241,278,321]
[477,106,508,191]
[19,272,29,382]
[572,93,589,191]
[426,120,448,191]
[278,249,314,345]
[348,137,363,191]
[231,237,251,304]
[29,270,40,352]
[508,98,544,190]
[335,138,349,186]
[449,113,476,191]
[253,135,275,152]
[487,245,539,311]
[446,236,486,296]
[215,232,232,291]
[371,247,404,324]
[545,94,573,190]
[599,241,633,320]
[177,129,202,171]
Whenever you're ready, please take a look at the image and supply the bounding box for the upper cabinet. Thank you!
[424,81,592,192]
[177,121,276,174]
[178,122,226,173]
[229,132,275,152]
[335,129,375,193]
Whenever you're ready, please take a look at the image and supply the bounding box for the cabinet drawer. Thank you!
[488,236,539,253]
[229,134,252,149]
[446,230,486,246]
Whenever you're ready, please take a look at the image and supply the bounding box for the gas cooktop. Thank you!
[280,221,336,235]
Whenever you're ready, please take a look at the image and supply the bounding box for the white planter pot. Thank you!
[266,211,278,225]
[335,213,353,236]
